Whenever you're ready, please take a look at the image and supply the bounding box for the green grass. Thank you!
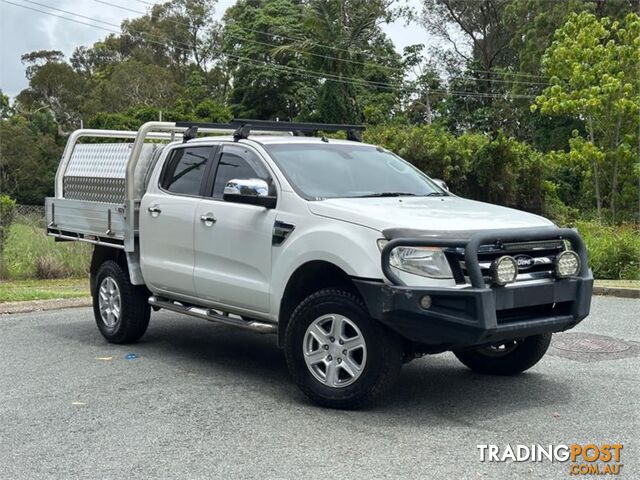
[1,216,91,280]
[0,278,89,303]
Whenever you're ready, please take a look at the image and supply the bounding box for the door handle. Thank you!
[200,213,216,226]
[148,205,162,217]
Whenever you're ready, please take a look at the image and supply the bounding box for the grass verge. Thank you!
[1,216,91,280]
[0,278,89,303]
[593,279,640,290]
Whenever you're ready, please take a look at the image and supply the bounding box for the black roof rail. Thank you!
[174,119,365,142]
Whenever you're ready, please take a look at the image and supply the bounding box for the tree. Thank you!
[422,0,514,72]
[20,50,65,79]
[16,52,86,132]
[293,0,402,123]
[90,60,180,113]
[420,1,637,138]
[401,44,446,125]
[0,115,62,204]
[222,0,314,119]
[419,0,523,133]
[70,42,124,78]
[122,0,220,78]
[532,12,640,221]
[0,90,12,119]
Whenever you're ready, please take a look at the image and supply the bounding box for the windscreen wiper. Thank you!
[354,192,418,198]
[426,192,449,197]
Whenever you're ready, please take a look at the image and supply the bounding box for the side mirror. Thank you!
[432,178,449,192]
[223,178,277,209]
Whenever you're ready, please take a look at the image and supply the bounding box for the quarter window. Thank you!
[161,146,212,195]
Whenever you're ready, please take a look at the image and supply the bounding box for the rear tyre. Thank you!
[285,289,403,409]
[453,333,552,375]
[92,260,150,344]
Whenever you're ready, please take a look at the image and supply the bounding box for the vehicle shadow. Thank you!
[374,358,571,427]
[44,310,573,427]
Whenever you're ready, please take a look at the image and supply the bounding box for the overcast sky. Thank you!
[0,0,432,98]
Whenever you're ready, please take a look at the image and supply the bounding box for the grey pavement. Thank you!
[0,296,638,479]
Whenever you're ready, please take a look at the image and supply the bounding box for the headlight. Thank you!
[491,256,518,286]
[555,250,580,278]
[385,245,453,279]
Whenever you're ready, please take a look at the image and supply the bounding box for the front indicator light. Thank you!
[491,256,518,286]
[555,250,580,278]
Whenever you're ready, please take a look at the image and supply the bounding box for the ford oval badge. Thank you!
[514,255,534,270]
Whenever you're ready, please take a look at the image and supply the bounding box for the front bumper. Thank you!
[355,227,593,348]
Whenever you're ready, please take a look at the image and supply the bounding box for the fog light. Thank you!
[419,295,432,309]
[555,250,580,278]
[491,256,518,286]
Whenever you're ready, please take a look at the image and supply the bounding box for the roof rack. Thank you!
[174,119,365,142]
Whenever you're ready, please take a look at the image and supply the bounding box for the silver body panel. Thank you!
[62,143,163,204]
[45,198,126,241]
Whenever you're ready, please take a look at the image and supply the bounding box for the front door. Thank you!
[140,144,215,297]
[194,144,277,313]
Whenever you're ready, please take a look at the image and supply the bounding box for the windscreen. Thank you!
[265,143,446,200]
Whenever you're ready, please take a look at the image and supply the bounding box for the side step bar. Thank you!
[148,296,277,334]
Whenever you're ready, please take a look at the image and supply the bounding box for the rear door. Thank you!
[140,144,216,297]
[193,144,277,313]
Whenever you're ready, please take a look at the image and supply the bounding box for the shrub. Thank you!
[0,195,16,274]
[364,123,485,195]
[35,254,66,279]
[574,221,640,280]
[364,125,547,214]
[468,133,545,214]
[2,220,90,279]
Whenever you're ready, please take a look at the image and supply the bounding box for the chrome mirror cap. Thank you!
[223,178,269,197]
[223,178,276,208]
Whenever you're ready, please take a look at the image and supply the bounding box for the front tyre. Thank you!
[285,289,402,409]
[454,333,552,375]
[92,260,150,344]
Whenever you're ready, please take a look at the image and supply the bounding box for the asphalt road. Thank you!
[1,296,638,480]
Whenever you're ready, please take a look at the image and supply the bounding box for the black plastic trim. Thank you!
[380,227,588,288]
[365,226,593,348]
[354,274,593,348]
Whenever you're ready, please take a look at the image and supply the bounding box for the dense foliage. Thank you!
[575,221,640,280]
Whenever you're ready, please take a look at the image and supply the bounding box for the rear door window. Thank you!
[161,146,214,196]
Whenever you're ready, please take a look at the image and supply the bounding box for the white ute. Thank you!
[46,120,593,408]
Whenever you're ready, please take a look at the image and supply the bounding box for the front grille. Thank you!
[446,239,565,285]
[496,301,573,324]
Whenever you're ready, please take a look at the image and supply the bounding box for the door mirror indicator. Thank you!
[223,178,277,208]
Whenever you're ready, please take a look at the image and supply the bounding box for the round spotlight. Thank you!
[491,256,518,286]
[419,295,432,310]
[555,250,581,278]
